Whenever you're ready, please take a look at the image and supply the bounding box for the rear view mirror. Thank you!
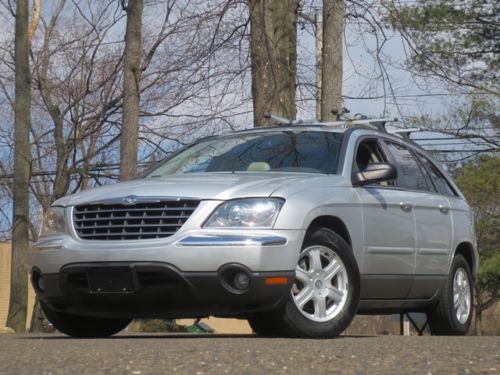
[353,163,397,186]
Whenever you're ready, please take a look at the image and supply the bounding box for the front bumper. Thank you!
[28,229,303,318]
[31,262,295,319]
[28,229,304,274]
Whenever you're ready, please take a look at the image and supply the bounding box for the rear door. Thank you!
[413,153,455,276]
[383,142,453,299]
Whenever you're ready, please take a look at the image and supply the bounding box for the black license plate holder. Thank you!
[88,267,135,294]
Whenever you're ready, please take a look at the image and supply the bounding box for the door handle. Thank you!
[438,204,450,214]
[399,202,413,212]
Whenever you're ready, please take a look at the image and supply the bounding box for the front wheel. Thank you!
[427,255,473,335]
[41,302,132,338]
[260,227,360,338]
[248,312,286,337]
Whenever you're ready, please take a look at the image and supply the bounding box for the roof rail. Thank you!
[318,117,398,132]
[264,113,398,131]
[264,114,292,125]
[264,114,317,126]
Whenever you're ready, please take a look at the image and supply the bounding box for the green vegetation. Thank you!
[386,0,499,94]
[455,156,499,334]
[128,319,187,333]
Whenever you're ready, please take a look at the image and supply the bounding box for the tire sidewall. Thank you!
[282,227,360,338]
[446,255,474,334]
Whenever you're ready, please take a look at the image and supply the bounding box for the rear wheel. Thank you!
[41,302,132,338]
[427,255,473,335]
[252,227,360,338]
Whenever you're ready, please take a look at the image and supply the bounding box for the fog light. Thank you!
[32,270,46,292]
[38,276,46,292]
[233,272,250,290]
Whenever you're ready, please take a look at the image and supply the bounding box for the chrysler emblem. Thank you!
[122,195,138,206]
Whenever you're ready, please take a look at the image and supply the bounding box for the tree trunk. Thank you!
[52,113,69,200]
[7,0,32,333]
[28,0,41,44]
[320,0,343,121]
[29,298,46,332]
[315,9,323,120]
[120,0,143,181]
[475,307,482,336]
[249,0,299,127]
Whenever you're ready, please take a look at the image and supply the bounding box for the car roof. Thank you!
[226,124,437,161]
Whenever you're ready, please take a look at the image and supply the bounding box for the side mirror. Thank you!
[353,163,398,186]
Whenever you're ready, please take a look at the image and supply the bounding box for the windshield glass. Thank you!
[147,130,343,177]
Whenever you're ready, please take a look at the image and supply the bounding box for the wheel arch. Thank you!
[452,242,477,278]
[305,215,352,248]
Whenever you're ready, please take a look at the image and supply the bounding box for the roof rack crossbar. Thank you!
[389,127,423,142]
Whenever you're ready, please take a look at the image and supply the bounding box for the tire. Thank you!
[41,302,132,338]
[427,255,473,335]
[274,227,360,338]
[248,312,286,337]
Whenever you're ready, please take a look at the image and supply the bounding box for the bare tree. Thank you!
[248,0,299,126]
[120,0,143,181]
[0,0,257,333]
[7,0,31,333]
[0,0,253,210]
[0,0,254,245]
[28,0,41,43]
[320,0,343,121]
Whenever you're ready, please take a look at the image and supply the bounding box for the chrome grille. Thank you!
[73,199,200,240]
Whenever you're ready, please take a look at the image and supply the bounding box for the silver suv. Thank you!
[29,119,477,338]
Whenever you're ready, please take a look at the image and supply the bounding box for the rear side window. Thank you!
[385,142,429,191]
[418,154,458,197]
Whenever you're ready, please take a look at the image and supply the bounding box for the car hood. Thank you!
[54,172,339,206]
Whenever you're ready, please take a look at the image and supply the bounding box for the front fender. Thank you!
[273,187,363,265]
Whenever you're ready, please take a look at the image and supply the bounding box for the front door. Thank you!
[353,139,416,299]
[357,187,416,298]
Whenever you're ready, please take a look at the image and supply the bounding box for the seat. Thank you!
[355,145,371,172]
[247,162,271,172]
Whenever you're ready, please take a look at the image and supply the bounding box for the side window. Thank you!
[353,139,393,186]
[418,154,458,197]
[385,142,429,191]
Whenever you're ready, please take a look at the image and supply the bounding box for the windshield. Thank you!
[147,130,343,177]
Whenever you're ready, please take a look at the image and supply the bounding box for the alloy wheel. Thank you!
[453,267,471,324]
[292,245,349,322]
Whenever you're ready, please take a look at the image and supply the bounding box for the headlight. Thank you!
[40,206,66,237]
[204,198,284,228]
